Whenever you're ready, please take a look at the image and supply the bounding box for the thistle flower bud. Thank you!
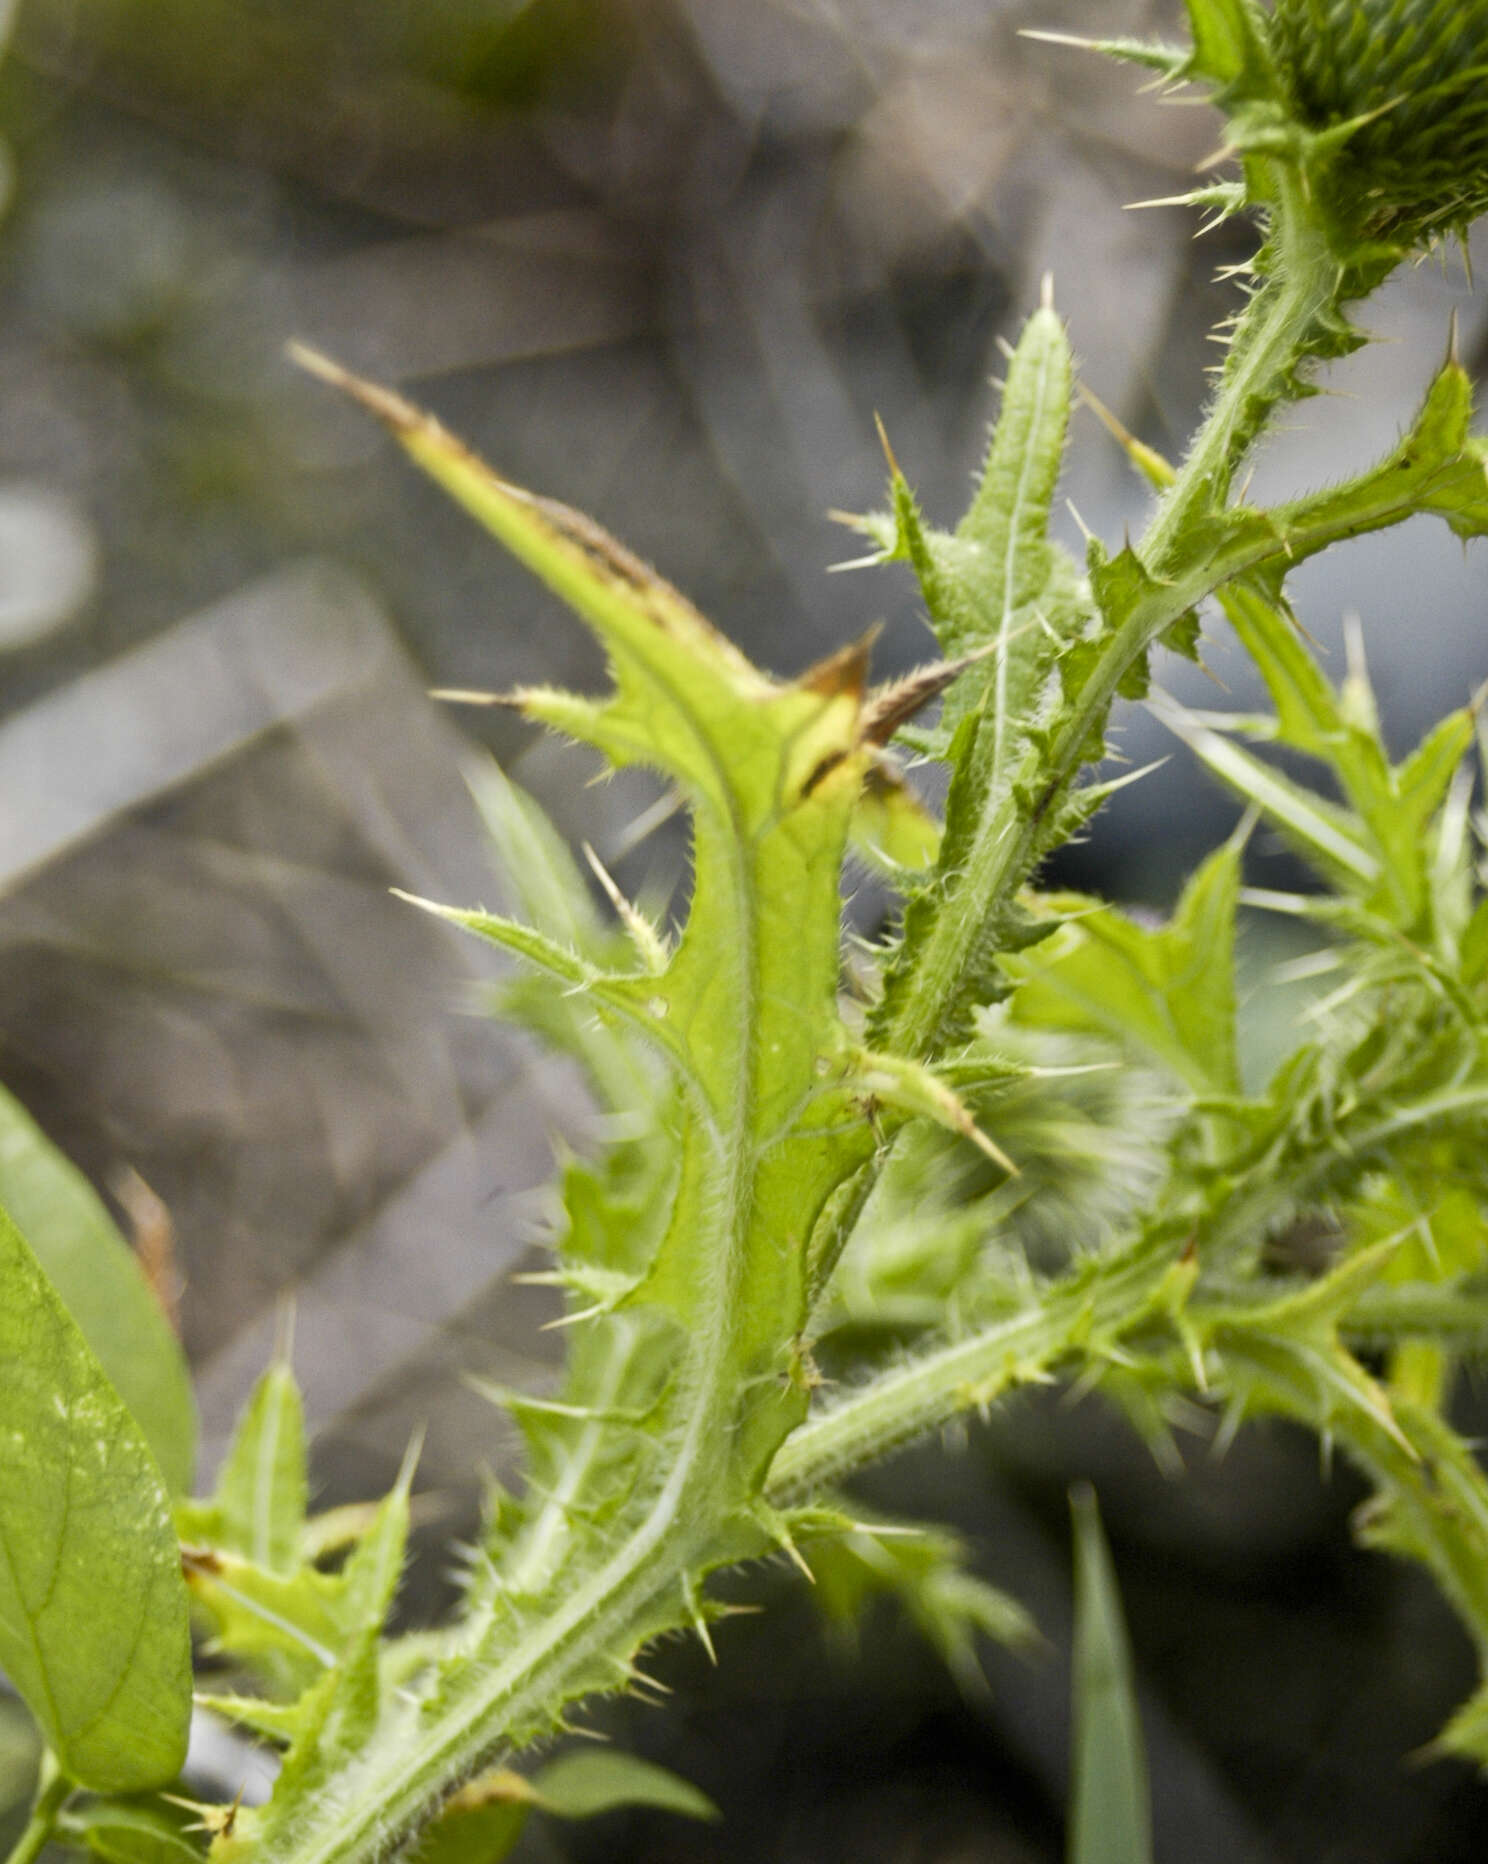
[1266,0,1488,240]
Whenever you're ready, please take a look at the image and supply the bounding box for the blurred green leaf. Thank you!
[1005,839,1242,1094]
[811,1515,1037,1697]
[0,1082,194,1493]
[530,1749,718,1822]
[408,1743,717,1864]
[1216,586,1475,929]
[1068,1487,1151,1864]
[409,1785,529,1864]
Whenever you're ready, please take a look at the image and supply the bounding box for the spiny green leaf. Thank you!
[1206,1335,1488,1674]
[196,1360,307,1576]
[810,1512,1036,1697]
[867,300,1093,1052]
[1004,837,1244,1095]
[1161,565,1476,934]
[461,758,666,1110]
[404,897,687,1099]
[463,755,621,958]
[1220,583,1354,763]
[1272,358,1488,551]
[0,1082,194,1493]
[1018,31,1188,82]
[1223,581,1475,924]
[182,1549,348,1687]
[913,295,1087,749]
[226,1463,414,1859]
[183,1434,411,1715]
[297,348,877,1348]
[0,1205,191,1792]
[1068,1486,1151,1864]
[1207,1321,1416,1461]
[1150,692,1381,892]
[840,1042,1018,1174]
[269,342,897,1863]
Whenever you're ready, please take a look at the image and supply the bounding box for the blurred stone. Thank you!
[292,209,649,385]
[0,560,582,1493]
[26,176,192,341]
[0,482,95,646]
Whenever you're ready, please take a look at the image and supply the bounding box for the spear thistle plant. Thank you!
[5,1,1488,1859]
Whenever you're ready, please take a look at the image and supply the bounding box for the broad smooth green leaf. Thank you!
[0,1083,194,1493]
[1068,1487,1151,1864]
[0,1206,192,1791]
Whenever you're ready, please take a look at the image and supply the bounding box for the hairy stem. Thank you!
[772,1238,1180,1504]
[1142,162,1338,566]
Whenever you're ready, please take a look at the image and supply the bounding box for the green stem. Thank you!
[4,1754,67,1864]
[779,1051,1488,1508]
[769,1239,1181,1504]
[1142,162,1337,568]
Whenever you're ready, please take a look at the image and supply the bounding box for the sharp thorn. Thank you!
[873,412,902,478]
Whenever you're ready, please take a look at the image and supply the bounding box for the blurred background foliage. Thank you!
[1,1,1487,1857]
